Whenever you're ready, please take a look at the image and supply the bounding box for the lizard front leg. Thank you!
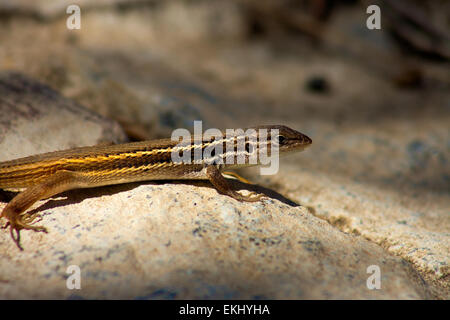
[205,166,263,202]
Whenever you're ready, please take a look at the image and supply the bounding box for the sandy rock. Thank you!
[0,183,435,299]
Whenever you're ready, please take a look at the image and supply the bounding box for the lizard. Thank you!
[0,125,311,249]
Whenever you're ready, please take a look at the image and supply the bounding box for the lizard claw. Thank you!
[6,216,47,250]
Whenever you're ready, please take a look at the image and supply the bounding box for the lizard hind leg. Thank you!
[1,170,85,249]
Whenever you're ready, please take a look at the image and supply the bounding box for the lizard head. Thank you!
[251,125,312,155]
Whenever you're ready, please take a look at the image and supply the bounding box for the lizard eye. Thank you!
[275,135,286,144]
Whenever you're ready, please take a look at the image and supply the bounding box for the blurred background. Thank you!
[0,0,448,298]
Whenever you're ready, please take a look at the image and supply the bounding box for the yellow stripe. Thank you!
[85,162,181,177]
[1,135,253,175]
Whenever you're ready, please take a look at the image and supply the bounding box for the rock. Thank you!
[0,183,435,299]
[0,71,127,161]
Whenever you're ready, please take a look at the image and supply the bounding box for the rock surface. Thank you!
[0,183,434,299]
